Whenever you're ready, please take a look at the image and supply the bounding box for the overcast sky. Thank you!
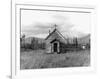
[21,9,91,38]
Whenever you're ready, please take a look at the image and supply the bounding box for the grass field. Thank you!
[20,49,90,69]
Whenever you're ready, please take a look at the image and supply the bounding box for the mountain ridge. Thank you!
[23,34,90,44]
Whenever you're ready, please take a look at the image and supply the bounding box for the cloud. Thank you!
[51,14,69,26]
[21,22,52,37]
[51,14,74,32]
[21,14,75,38]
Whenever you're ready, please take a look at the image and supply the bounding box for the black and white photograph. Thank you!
[20,7,91,70]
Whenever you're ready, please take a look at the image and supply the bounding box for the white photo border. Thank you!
[11,4,96,79]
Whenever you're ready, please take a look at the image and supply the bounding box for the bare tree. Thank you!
[73,37,78,47]
[20,34,26,48]
[31,38,39,50]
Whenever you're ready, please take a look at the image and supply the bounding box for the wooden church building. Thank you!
[45,25,75,54]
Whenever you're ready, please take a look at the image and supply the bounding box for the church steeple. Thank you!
[45,24,66,41]
[48,24,58,35]
[54,24,58,30]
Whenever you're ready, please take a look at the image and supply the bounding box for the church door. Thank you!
[54,43,58,52]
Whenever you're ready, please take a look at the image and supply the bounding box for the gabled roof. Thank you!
[50,39,60,43]
[45,28,67,41]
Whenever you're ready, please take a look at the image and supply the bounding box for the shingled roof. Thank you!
[45,28,67,42]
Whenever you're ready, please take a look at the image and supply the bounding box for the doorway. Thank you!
[53,43,58,52]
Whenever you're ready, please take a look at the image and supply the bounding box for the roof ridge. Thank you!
[45,28,67,41]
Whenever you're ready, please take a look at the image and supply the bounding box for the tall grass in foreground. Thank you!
[20,49,90,69]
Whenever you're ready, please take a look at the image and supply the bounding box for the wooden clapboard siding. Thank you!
[45,28,67,53]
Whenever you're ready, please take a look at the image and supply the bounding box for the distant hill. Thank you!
[77,34,90,44]
[25,37,45,44]
[23,34,90,45]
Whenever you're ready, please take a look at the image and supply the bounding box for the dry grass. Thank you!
[20,49,90,69]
